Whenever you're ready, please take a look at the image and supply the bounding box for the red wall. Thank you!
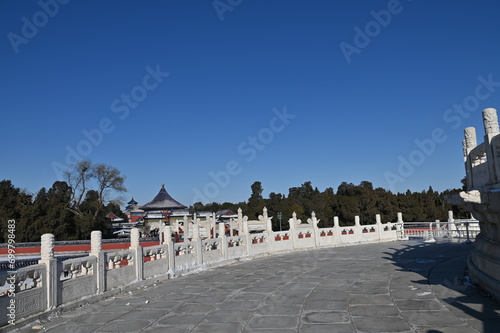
[0,241,160,256]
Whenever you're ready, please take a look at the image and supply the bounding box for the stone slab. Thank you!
[6,240,500,333]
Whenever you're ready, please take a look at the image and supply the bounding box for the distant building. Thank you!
[124,198,145,224]
[216,209,237,222]
[122,185,236,239]
[106,212,124,223]
[107,207,136,238]
[139,184,187,235]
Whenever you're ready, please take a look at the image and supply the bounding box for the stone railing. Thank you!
[402,211,480,242]
[0,237,159,249]
[0,210,404,327]
[403,221,480,241]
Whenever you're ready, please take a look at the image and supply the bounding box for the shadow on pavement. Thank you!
[385,240,500,333]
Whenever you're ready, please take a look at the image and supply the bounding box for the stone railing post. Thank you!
[237,207,243,236]
[483,108,500,184]
[397,212,405,240]
[219,222,228,259]
[205,213,211,238]
[129,228,143,281]
[163,226,175,275]
[173,218,179,235]
[192,224,203,265]
[183,215,190,241]
[289,212,298,249]
[309,212,320,248]
[446,210,455,238]
[354,215,362,241]
[192,224,199,240]
[210,213,216,238]
[39,233,57,309]
[435,219,442,238]
[463,127,477,188]
[162,225,171,245]
[90,230,105,292]
[376,214,383,241]
[264,207,272,234]
[243,219,251,256]
[333,216,341,244]
[264,208,274,253]
[229,220,234,237]
[158,220,165,243]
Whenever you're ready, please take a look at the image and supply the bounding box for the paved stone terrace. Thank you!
[5,240,500,333]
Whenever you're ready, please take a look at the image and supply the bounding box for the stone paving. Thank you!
[5,240,500,333]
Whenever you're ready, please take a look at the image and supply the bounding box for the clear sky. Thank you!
[2,0,500,207]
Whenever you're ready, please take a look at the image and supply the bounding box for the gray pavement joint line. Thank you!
[188,306,218,332]
[392,248,475,331]
[239,259,314,332]
[182,262,265,332]
[237,255,330,332]
[188,275,247,333]
[348,255,400,330]
[62,277,199,332]
[426,252,481,330]
[156,262,246,332]
[96,298,157,333]
[46,293,149,333]
[296,262,342,332]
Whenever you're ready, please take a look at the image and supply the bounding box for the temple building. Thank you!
[108,202,139,237]
[216,209,238,222]
[124,198,145,224]
[139,184,187,235]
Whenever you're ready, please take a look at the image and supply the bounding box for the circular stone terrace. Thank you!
[7,240,500,333]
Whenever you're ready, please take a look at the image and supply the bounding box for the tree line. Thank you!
[0,161,126,243]
[194,181,469,231]
[1,160,468,242]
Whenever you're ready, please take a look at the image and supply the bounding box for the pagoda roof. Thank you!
[216,209,236,216]
[106,212,119,219]
[140,184,187,210]
[127,198,138,205]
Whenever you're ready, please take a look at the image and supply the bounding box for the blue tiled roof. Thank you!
[140,184,187,210]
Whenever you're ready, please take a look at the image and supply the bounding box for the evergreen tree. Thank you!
[248,181,265,218]
[0,180,33,242]
[26,182,78,241]
[1,176,470,242]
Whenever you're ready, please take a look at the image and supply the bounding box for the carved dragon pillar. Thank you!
[449,108,500,300]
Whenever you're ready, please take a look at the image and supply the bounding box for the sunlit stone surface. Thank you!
[451,107,500,301]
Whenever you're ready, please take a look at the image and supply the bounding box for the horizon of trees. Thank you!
[1,171,469,242]
[194,180,469,231]
[0,160,126,243]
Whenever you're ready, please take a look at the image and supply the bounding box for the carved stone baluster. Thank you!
[70,263,78,279]
[39,233,57,309]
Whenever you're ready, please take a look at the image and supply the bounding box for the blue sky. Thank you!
[1,0,500,207]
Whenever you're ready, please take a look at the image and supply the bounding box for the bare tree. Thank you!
[63,160,126,219]
[93,163,126,218]
[63,160,93,216]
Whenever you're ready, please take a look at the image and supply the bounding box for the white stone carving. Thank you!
[130,228,140,248]
[91,230,102,255]
[483,108,499,135]
[40,233,54,260]
[464,127,477,149]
